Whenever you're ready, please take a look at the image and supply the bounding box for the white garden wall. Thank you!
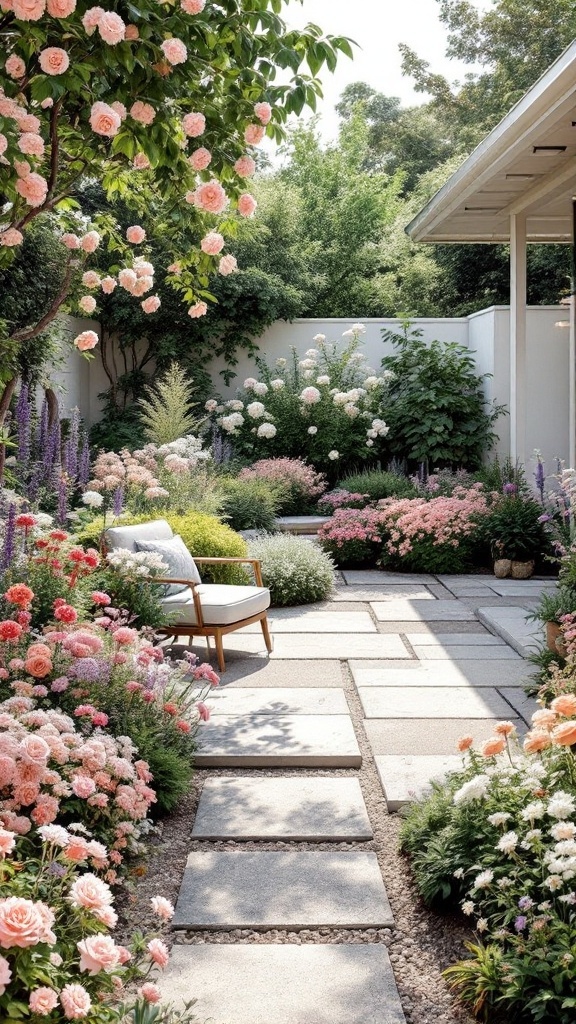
[52,307,570,472]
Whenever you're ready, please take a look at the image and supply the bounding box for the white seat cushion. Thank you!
[161,584,270,627]
[105,519,173,552]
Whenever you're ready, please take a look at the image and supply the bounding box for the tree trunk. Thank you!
[0,376,18,485]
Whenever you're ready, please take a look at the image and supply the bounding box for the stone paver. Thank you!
[358,686,519,720]
[196,714,361,767]
[405,631,504,646]
[412,644,522,660]
[488,579,557,596]
[332,586,434,602]
[239,610,377,633]
[162,945,406,1024]
[375,755,464,810]
[477,606,543,657]
[224,633,411,659]
[371,599,475,621]
[498,687,540,725]
[192,777,372,840]
[342,570,434,585]
[364,717,526,756]
[219,659,345,687]
[208,687,349,715]
[172,851,393,929]
[349,659,531,687]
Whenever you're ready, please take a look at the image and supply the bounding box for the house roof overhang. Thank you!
[406,40,576,244]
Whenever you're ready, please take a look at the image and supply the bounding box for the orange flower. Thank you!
[481,736,507,756]
[551,721,576,746]
[551,694,576,717]
[24,655,52,678]
[523,730,552,753]
[4,584,34,608]
[494,721,516,737]
[457,734,474,752]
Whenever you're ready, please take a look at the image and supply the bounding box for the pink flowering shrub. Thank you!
[239,458,326,514]
[318,508,388,566]
[317,489,370,513]
[0,829,197,1023]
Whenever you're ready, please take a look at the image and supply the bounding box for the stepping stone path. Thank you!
[164,571,555,1023]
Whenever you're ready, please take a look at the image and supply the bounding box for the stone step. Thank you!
[370,599,476,621]
[224,632,410,659]
[192,776,373,841]
[172,851,393,929]
[411,644,521,660]
[162,945,406,1024]
[349,659,532,687]
[376,754,464,811]
[342,570,435,585]
[477,605,543,657]
[208,687,349,715]
[358,685,520,720]
[239,609,377,633]
[195,714,361,767]
[365,717,527,757]
[404,631,505,646]
[276,515,330,534]
[333,585,435,602]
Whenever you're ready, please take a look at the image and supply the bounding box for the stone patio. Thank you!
[165,571,548,1024]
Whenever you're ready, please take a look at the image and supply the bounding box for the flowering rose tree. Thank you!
[0,0,351,387]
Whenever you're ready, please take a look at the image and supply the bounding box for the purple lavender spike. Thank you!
[0,503,16,572]
[113,486,124,517]
[16,383,31,465]
[56,476,68,527]
[78,433,91,486]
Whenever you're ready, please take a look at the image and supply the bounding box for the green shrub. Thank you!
[219,477,281,532]
[339,468,418,501]
[238,458,326,514]
[249,534,335,605]
[481,495,548,560]
[134,740,194,816]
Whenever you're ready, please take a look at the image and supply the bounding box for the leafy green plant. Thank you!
[339,468,418,501]
[482,495,547,561]
[474,456,530,497]
[380,320,505,469]
[219,478,281,533]
[249,533,336,605]
[138,363,199,445]
[238,458,326,514]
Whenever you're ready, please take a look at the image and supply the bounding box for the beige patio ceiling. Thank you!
[406,40,576,245]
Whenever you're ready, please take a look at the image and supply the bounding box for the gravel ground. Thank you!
[116,654,476,1024]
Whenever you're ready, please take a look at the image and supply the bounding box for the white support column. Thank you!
[510,212,527,464]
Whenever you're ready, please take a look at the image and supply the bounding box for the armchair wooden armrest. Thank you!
[153,576,204,626]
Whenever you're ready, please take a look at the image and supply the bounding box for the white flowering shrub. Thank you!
[400,704,576,1023]
[204,325,391,475]
[248,534,335,605]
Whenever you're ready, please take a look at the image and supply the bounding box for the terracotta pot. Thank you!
[546,620,562,654]
[511,559,535,580]
[493,558,512,578]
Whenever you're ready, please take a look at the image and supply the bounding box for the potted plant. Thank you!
[485,494,547,579]
[528,588,574,655]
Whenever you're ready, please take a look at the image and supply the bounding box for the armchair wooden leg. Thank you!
[260,615,273,654]
[213,630,226,673]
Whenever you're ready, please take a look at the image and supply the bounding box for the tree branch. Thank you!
[8,258,76,344]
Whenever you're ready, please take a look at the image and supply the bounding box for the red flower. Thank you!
[176,720,191,733]
[53,598,66,608]
[92,712,109,727]
[15,513,36,528]
[91,591,111,606]
[83,550,100,569]
[0,620,22,642]
[4,584,34,608]
[49,529,68,541]
[35,539,49,549]
[67,547,86,563]
[54,604,78,624]
[163,702,179,716]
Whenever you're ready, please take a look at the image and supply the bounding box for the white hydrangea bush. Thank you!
[203,324,392,474]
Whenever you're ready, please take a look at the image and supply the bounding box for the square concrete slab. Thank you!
[192,777,373,840]
[376,754,464,810]
[477,606,543,657]
[218,659,345,687]
[412,645,521,660]
[162,945,406,1024]
[350,659,531,687]
[342,570,434,585]
[208,687,349,715]
[371,600,476,621]
[498,687,540,725]
[333,586,434,602]
[358,686,519,719]
[195,714,361,767]
[365,717,526,756]
[225,633,411,659]
[239,610,377,633]
[172,851,393,929]
[405,632,504,646]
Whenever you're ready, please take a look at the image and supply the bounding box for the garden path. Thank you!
[161,571,555,1024]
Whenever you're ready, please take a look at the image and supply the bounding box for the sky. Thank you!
[280,0,488,141]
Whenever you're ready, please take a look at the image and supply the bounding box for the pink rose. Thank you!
[200,230,224,255]
[80,230,100,252]
[69,873,113,910]
[72,775,96,798]
[0,829,15,856]
[254,101,272,125]
[151,895,174,919]
[133,152,150,169]
[18,132,44,156]
[181,0,204,11]
[182,111,205,137]
[194,179,228,213]
[141,295,160,313]
[82,5,103,33]
[188,301,207,318]
[90,101,120,137]
[218,254,237,276]
[140,983,161,1003]
[15,113,40,132]
[60,984,92,1019]
[74,330,99,351]
[196,701,210,721]
[125,23,138,39]
[188,146,211,170]
[126,225,146,243]
[147,938,169,968]
[111,101,127,120]
[134,259,153,276]
[46,0,75,16]
[118,268,137,290]
[5,54,26,79]
[29,988,59,1015]
[20,734,50,762]
[245,124,265,145]
[15,172,48,208]
[0,954,12,996]
[39,47,69,75]
[161,38,187,64]
[234,155,256,178]
[237,192,257,217]
[97,10,125,44]
[82,269,101,288]
[14,159,31,177]
[130,101,155,125]
[12,0,45,19]
[0,228,23,247]
[78,934,120,974]
[41,97,54,108]
[0,897,45,948]
[0,134,7,156]
[79,296,97,314]
[61,232,80,249]
[101,276,116,293]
